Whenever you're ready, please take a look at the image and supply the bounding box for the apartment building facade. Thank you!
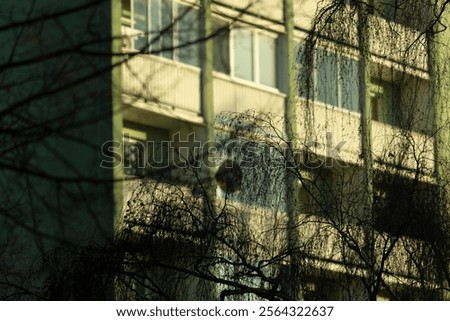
[117,0,450,300]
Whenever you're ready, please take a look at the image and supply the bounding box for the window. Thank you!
[374,174,440,241]
[176,2,200,66]
[122,0,131,21]
[340,57,359,112]
[258,34,276,86]
[233,29,254,81]
[151,0,174,59]
[123,137,146,176]
[231,28,277,87]
[304,167,344,221]
[297,46,359,112]
[133,0,150,52]
[131,0,174,58]
[370,79,400,126]
[211,25,277,87]
[316,48,338,106]
[212,18,230,74]
[123,123,170,176]
[368,0,397,21]
[123,2,277,86]
[296,44,314,98]
[124,0,200,66]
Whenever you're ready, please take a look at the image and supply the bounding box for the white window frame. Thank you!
[298,44,360,113]
[124,0,201,66]
[230,27,278,88]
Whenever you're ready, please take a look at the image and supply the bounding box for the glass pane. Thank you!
[376,0,396,20]
[160,0,173,59]
[258,34,276,87]
[134,0,147,29]
[340,57,359,112]
[148,127,170,169]
[149,0,173,58]
[296,43,314,98]
[134,0,148,51]
[122,0,131,19]
[150,0,160,54]
[123,125,170,174]
[177,3,199,66]
[213,18,230,74]
[233,29,253,81]
[123,139,146,176]
[370,79,399,126]
[371,93,384,123]
[316,48,338,106]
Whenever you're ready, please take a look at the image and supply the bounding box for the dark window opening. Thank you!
[123,123,170,176]
[374,174,440,241]
[370,78,401,127]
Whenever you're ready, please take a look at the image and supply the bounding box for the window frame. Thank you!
[297,44,360,113]
[174,1,200,66]
[229,27,278,88]
[124,2,279,87]
[124,0,201,67]
[212,15,231,74]
[373,175,440,241]
[123,135,147,177]
[369,78,401,127]
[122,123,171,177]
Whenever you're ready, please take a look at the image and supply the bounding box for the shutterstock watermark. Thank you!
[100,132,349,171]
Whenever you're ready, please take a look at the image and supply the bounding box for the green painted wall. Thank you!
[0,0,120,299]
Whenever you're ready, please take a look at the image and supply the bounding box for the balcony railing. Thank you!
[121,26,201,116]
[213,73,286,115]
[368,14,428,72]
[297,100,435,174]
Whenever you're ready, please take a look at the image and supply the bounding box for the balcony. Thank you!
[368,14,428,72]
[303,2,429,73]
[296,100,435,175]
[122,53,201,114]
[213,73,286,115]
[121,24,202,119]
